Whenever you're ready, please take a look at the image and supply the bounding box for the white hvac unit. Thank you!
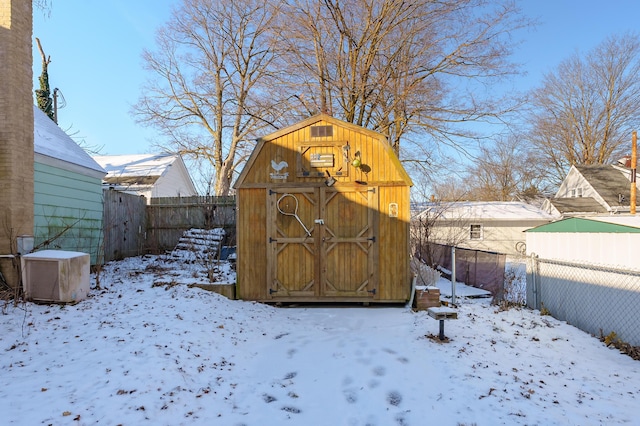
[21,250,90,303]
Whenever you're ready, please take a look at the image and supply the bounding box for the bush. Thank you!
[410,257,441,287]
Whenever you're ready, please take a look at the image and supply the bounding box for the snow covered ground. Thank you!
[1,254,638,425]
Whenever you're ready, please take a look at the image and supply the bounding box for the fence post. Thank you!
[530,253,539,309]
[451,246,456,305]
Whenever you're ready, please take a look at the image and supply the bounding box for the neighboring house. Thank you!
[93,153,198,203]
[33,106,107,264]
[526,215,640,270]
[542,164,639,216]
[414,201,559,256]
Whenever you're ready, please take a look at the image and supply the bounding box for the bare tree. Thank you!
[430,175,469,202]
[34,0,52,14]
[135,0,529,194]
[274,0,529,156]
[411,200,474,269]
[528,33,640,185]
[465,135,549,201]
[133,0,285,195]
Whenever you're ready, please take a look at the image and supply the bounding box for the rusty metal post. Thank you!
[632,131,637,215]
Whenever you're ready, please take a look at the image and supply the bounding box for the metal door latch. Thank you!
[314,219,325,225]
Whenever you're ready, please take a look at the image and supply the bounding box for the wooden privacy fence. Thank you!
[103,190,147,262]
[103,192,236,262]
[146,196,236,253]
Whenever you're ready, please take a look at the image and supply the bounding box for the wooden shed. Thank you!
[234,114,413,303]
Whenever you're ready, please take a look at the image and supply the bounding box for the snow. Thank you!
[33,106,106,175]
[22,250,89,260]
[415,201,559,221]
[93,153,178,178]
[1,254,639,425]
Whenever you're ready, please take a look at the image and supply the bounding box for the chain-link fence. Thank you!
[526,255,640,346]
[415,242,506,298]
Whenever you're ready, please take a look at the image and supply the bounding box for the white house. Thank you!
[543,164,639,216]
[93,153,198,203]
[414,201,558,256]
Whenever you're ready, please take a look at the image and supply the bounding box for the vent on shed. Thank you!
[310,125,333,138]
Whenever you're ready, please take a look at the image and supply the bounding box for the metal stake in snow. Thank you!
[451,246,456,305]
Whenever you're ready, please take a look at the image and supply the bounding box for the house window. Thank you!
[570,187,583,197]
[469,224,483,240]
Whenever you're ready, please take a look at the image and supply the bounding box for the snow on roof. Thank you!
[93,153,178,178]
[33,105,106,174]
[417,201,558,221]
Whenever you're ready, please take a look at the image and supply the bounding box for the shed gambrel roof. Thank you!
[234,114,413,188]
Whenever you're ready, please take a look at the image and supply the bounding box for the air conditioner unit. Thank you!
[21,250,90,303]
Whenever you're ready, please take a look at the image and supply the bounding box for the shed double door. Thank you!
[267,186,378,300]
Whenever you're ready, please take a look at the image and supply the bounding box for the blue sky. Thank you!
[32,0,640,156]
[32,0,175,154]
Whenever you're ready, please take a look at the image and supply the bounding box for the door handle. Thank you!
[314,219,325,225]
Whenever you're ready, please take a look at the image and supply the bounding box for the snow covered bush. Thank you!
[410,257,441,287]
[499,262,526,308]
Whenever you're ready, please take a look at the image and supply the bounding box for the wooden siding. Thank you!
[236,188,268,300]
[34,162,104,264]
[235,115,412,303]
[239,117,409,188]
[377,186,411,301]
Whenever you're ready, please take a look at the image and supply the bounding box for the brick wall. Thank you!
[0,0,34,287]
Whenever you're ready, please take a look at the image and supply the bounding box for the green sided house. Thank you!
[33,106,107,264]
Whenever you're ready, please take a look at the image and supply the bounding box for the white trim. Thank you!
[36,153,106,179]
[469,223,483,240]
